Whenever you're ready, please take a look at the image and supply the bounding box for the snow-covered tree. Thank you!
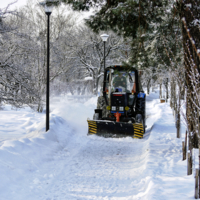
[0,5,40,108]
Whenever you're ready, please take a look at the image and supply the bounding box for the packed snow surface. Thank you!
[0,91,196,200]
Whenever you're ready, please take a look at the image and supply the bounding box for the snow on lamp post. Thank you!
[40,0,59,132]
[100,34,109,71]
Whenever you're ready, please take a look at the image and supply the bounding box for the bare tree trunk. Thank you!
[165,78,169,102]
[68,84,74,95]
[170,80,173,108]
[147,79,151,95]
[81,81,89,95]
[159,83,162,99]
[174,82,177,117]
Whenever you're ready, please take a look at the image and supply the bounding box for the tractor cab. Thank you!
[103,66,143,121]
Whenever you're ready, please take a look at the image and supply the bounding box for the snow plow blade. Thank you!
[87,120,144,138]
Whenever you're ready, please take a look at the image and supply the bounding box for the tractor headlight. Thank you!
[125,106,130,111]
[119,106,124,111]
[106,106,111,110]
[111,106,116,111]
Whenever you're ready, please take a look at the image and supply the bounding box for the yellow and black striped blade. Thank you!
[133,123,144,139]
[87,120,97,134]
[87,120,144,139]
[87,120,134,136]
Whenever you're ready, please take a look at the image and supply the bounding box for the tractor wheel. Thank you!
[97,96,107,118]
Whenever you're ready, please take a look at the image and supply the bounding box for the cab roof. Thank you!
[106,65,137,72]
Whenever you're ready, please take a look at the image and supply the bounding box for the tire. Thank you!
[97,96,107,118]
[135,97,145,114]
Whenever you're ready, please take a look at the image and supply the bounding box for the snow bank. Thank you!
[0,112,74,199]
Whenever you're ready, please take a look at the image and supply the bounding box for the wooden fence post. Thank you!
[195,169,199,199]
[185,131,187,157]
[191,150,193,175]
[188,152,192,175]
[176,88,181,138]
[188,135,193,175]
[188,152,190,175]
[182,141,186,160]
[160,83,162,99]
[176,113,181,138]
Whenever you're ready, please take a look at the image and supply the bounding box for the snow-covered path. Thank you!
[30,136,149,200]
[0,92,195,199]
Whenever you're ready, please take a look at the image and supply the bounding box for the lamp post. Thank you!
[40,0,58,132]
[100,34,109,71]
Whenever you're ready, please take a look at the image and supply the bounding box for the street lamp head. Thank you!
[39,0,59,14]
[44,4,53,14]
[100,33,109,42]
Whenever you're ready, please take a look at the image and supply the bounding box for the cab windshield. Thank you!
[111,71,135,93]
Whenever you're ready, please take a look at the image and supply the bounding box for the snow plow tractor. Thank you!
[87,65,146,138]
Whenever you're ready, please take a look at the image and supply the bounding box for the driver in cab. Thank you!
[113,73,127,89]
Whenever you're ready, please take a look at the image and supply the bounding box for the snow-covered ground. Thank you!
[0,91,196,200]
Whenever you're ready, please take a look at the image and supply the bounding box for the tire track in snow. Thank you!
[33,96,160,200]
[41,136,150,200]
[1,93,159,200]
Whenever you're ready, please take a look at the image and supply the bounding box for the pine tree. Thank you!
[62,0,167,38]
[62,0,169,68]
